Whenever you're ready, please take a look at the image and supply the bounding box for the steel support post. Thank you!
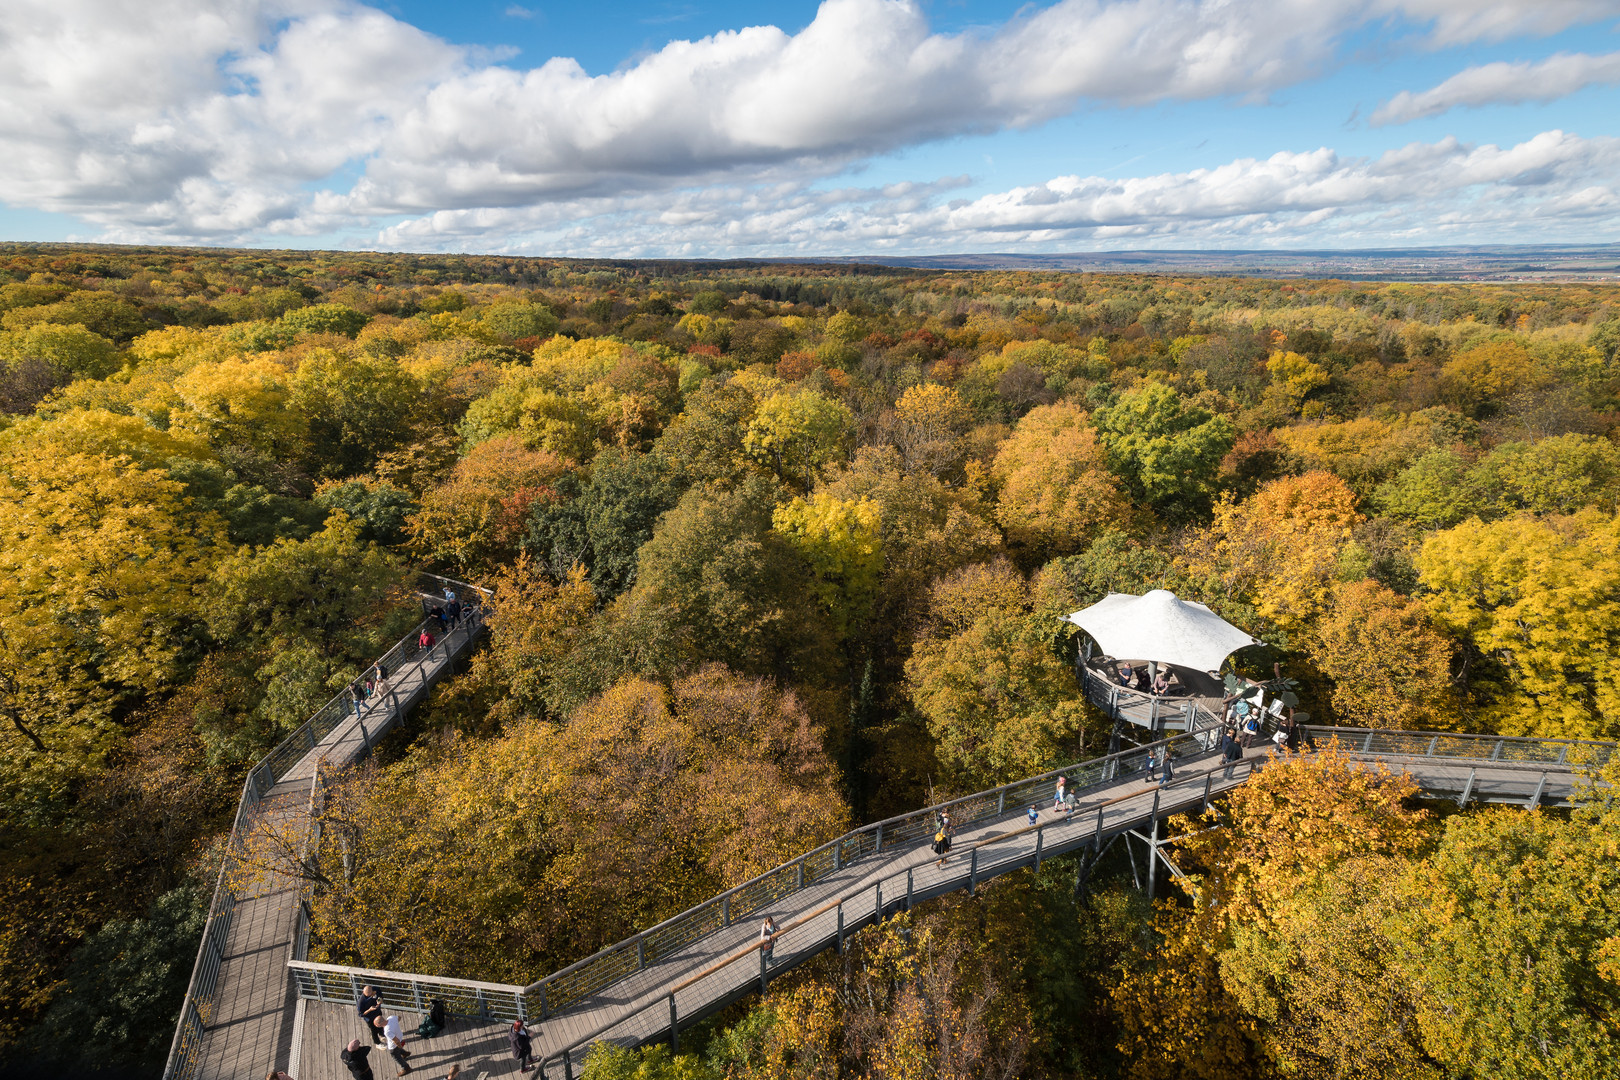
[1458,768,1477,807]
[906,869,914,910]
[670,994,678,1052]
[759,944,768,994]
[969,849,978,896]
[1528,771,1547,810]
[837,904,844,953]
[564,1048,574,1080]
[638,938,646,970]
[1147,816,1159,903]
[1034,826,1043,869]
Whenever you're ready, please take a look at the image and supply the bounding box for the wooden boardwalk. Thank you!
[173,607,486,1080]
[286,740,1595,1080]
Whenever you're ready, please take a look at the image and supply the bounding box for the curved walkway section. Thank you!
[282,727,1611,1080]
[163,574,489,1080]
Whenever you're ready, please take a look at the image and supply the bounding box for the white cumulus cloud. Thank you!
[0,0,1617,244]
[371,130,1620,255]
[1373,50,1620,125]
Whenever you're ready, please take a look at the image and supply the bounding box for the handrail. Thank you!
[524,722,1218,1010]
[162,573,490,1080]
[517,718,1611,1016]
[537,753,1269,1076]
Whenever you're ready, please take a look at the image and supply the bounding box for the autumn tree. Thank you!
[990,401,1128,566]
[1311,580,1456,729]
[1417,510,1620,739]
[772,492,883,639]
[308,667,848,980]
[904,560,1089,788]
[0,445,226,815]
[744,389,855,491]
[892,382,973,477]
[1181,471,1363,638]
[408,435,571,574]
[1093,381,1234,521]
[1390,803,1620,1080]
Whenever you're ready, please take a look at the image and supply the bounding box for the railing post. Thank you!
[796,861,803,890]
[1558,744,1569,765]
[563,1047,574,1080]
[833,842,841,871]
[997,790,1005,815]
[875,882,883,921]
[1034,826,1043,870]
[1458,768,1476,807]
[837,902,844,953]
[669,993,678,1052]
[875,823,883,853]
[1426,736,1438,757]
[1490,739,1504,761]
[637,937,646,970]
[760,944,768,994]
[1093,807,1104,849]
[906,868,913,910]
[1202,773,1213,813]
[1361,731,1374,753]
[722,896,731,927]
[539,983,548,1020]
[969,849,978,896]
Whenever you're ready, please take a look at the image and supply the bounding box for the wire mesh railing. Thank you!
[161,572,489,1080]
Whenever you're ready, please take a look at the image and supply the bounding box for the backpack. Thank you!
[416,998,446,1038]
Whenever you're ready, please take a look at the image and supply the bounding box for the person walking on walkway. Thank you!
[761,915,778,963]
[1053,775,1066,810]
[376,1014,412,1075]
[372,668,393,712]
[508,1019,535,1073]
[357,986,383,1043]
[342,1039,375,1080]
[418,627,436,660]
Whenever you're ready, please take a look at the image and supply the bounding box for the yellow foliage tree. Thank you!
[893,383,973,476]
[1181,471,1363,638]
[307,666,848,981]
[904,560,1088,787]
[1417,510,1620,739]
[772,492,883,638]
[990,402,1128,566]
[407,435,571,574]
[1311,580,1457,729]
[170,357,307,457]
[0,446,225,807]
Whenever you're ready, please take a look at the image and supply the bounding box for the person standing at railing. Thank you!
[357,985,383,1042]
[761,915,778,964]
[508,1018,535,1073]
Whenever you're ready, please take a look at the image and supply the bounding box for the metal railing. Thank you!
[286,720,1613,1069]
[162,572,489,1080]
[289,960,531,1024]
[519,724,1222,1017]
[1077,663,1224,733]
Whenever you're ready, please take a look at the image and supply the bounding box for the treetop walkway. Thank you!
[162,573,490,1080]
[280,725,1610,1080]
[165,574,1614,1080]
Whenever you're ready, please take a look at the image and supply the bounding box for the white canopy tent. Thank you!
[1064,589,1259,674]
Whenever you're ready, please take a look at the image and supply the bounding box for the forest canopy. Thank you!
[0,243,1616,1078]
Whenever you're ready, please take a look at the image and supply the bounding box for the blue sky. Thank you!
[3,0,1620,256]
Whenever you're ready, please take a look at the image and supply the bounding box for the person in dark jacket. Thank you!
[508,1019,535,1073]
[342,1039,375,1080]
[357,987,383,1043]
